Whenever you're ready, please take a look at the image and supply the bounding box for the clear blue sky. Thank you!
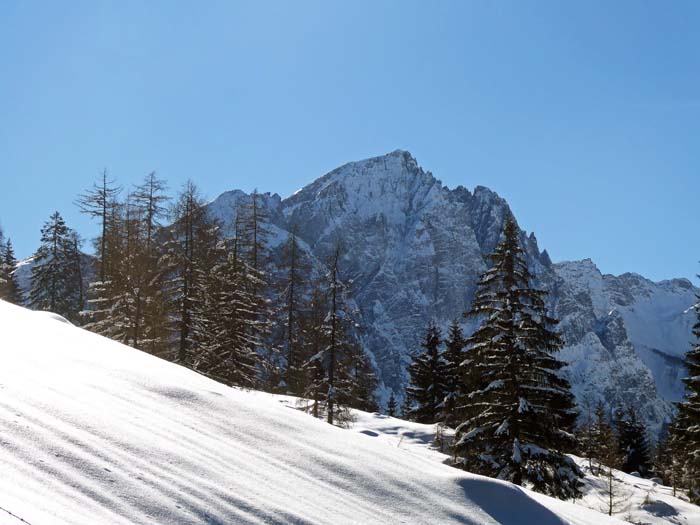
[1,1,698,281]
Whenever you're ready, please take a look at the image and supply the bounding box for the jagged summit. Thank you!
[201,152,697,436]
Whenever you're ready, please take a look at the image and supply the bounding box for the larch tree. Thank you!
[275,223,310,395]
[303,244,361,425]
[75,169,121,283]
[453,216,581,500]
[161,181,220,365]
[131,173,170,355]
[239,191,277,389]
[193,239,260,388]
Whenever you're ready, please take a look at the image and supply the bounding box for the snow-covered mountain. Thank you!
[207,150,697,437]
[0,299,628,525]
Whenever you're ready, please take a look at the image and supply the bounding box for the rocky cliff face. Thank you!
[207,150,695,436]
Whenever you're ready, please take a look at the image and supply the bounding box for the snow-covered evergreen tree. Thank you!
[0,238,22,304]
[404,321,448,424]
[672,287,700,503]
[614,406,651,475]
[442,319,465,428]
[453,216,581,500]
[347,341,379,412]
[387,391,398,417]
[28,212,83,321]
[655,422,683,496]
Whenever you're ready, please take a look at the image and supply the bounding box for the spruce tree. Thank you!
[672,286,700,503]
[347,341,379,412]
[614,406,651,475]
[387,391,398,417]
[404,321,448,424]
[29,212,83,321]
[0,238,22,304]
[442,319,465,428]
[589,402,622,477]
[453,216,581,500]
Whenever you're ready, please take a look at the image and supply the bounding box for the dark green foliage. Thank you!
[28,212,84,322]
[655,423,684,496]
[387,391,398,417]
[453,217,581,500]
[672,287,700,503]
[0,238,22,304]
[404,321,448,424]
[614,406,651,475]
[442,319,465,428]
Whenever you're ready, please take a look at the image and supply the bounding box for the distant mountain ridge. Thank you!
[206,150,697,437]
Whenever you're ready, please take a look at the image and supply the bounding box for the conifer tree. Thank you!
[301,280,329,419]
[131,173,170,355]
[453,216,581,500]
[387,391,398,417]
[161,181,220,365]
[672,287,700,503]
[82,199,129,339]
[655,423,683,495]
[238,192,277,389]
[442,319,465,427]
[614,406,651,475]
[347,341,379,412]
[0,238,22,304]
[274,223,310,394]
[302,244,360,425]
[193,241,259,387]
[589,402,621,477]
[323,245,346,425]
[76,169,121,283]
[404,321,448,424]
[29,212,83,321]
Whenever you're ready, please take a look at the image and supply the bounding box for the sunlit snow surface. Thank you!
[0,300,669,524]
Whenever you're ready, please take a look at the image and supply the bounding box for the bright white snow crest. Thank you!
[0,300,640,525]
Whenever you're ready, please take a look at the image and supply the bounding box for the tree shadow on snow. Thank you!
[456,478,568,525]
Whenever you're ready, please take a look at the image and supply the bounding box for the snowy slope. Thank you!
[275,398,699,525]
[0,300,624,525]
[203,150,697,437]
